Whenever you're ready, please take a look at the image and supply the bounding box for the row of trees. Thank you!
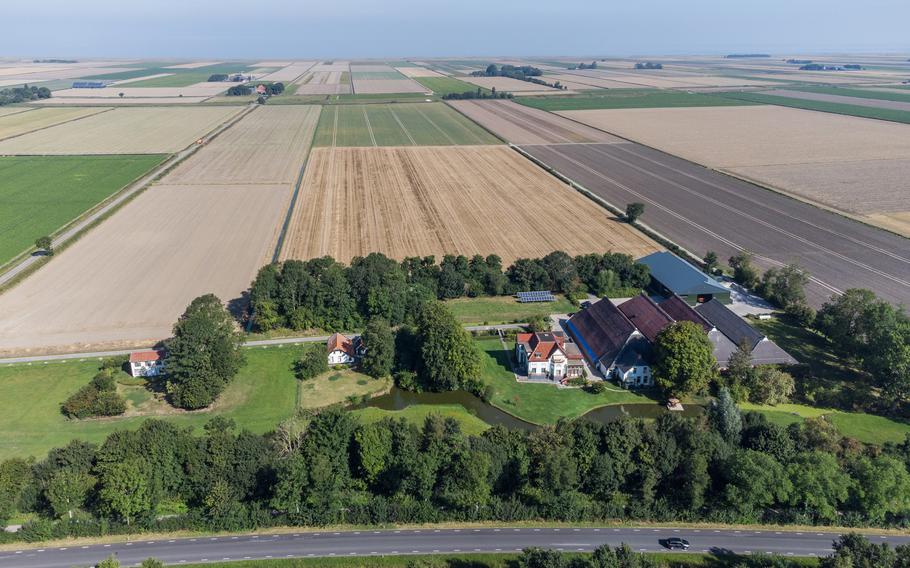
[248,252,651,333]
[0,85,51,106]
[473,63,544,80]
[442,88,514,100]
[4,401,910,541]
[726,251,813,323]
[569,61,599,70]
[634,62,663,69]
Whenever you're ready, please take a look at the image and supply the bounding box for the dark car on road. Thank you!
[664,537,690,550]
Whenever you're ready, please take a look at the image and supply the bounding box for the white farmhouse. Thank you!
[327,333,358,365]
[129,350,166,378]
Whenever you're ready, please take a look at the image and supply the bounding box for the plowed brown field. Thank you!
[281,146,659,263]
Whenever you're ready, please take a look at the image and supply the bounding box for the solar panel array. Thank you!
[516,290,556,303]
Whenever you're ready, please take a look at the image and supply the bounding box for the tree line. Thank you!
[442,87,514,100]
[472,64,544,80]
[0,85,51,106]
[634,62,663,69]
[4,397,910,543]
[248,252,650,333]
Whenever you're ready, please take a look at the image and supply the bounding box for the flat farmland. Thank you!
[291,70,351,95]
[0,106,241,154]
[517,89,755,111]
[519,142,910,307]
[313,103,499,146]
[0,154,165,266]
[0,107,109,140]
[161,105,321,185]
[413,76,481,96]
[396,66,445,78]
[352,78,429,94]
[461,76,564,93]
[448,100,622,144]
[50,82,230,99]
[558,105,910,236]
[258,61,316,82]
[0,184,291,355]
[280,145,659,263]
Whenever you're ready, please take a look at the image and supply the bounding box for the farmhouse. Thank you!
[327,332,362,365]
[129,350,165,377]
[515,331,584,382]
[638,251,730,305]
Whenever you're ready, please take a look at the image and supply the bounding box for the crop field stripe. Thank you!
[389,107,417,145]
[361,105,377,146]
[0,107,113,143]
[332,105,339,147]
[413,105,457,145]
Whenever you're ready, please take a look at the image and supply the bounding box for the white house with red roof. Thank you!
[129,350,166,378]
[515,331,584,381]
[327,332,362,365]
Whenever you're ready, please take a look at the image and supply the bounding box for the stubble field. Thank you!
[559,105,910,235]
[280,145,660,263]
[0,106,242,154]
[0,107,109,140]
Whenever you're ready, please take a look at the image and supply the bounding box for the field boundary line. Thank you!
[389,106,417,145]
[331,105,338,147]
[0,104,256,291]
[414,105,458,145]
[0,106,113,143]
[546,105,910,250]
[361,106,377,146]
[444,100,509,144]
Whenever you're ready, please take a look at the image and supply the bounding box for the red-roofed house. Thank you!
[327,333,361,365]
[129,350,166,377]
[515,331,584,381]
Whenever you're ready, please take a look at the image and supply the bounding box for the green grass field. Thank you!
[516,89,758,111]
[790,85,910,103]
[299,369,391,409]
[0,345,303,460]
[351,404,491,436]
[718,91,910,124]
[741,402,910,445]
[413,76,487,96]
[476,337,649,424]
[0,154,166,266]
[312,103,500,146]
[445,295,575,324]
[120,62,257,88]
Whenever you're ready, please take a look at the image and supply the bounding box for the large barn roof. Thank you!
[566,299,636,367]
[618,295,673,343]
[638,251,728,296]
[695,299,797,365]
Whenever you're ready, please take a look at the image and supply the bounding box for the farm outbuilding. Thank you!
[637,251,730,305]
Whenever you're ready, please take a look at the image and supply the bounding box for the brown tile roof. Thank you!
[567,298,636,367]
[618,295,674,343]
[327,332,355,357]
[658,295,712,332]
[518,331,580,362]
[130,350,164,363]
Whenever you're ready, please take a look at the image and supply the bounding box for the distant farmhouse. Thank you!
[638,251,730,305]
[327,332,362,365]
[129,350,166,377]
[515,331,584,382]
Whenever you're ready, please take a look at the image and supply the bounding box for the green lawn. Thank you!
[413,76,487,96]
[516,89,758,111]
[476,337,649,424]
[351,404,490,435]
[0,346,303,460]
[312,103,500,146]
[0,154,166,266]
[790,85,910,103]
[717,91,910,124]
[298,368,391,408]
[445,295,575,325]
[741,402,910,445]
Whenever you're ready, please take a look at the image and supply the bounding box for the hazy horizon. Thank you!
[3,0,908,60]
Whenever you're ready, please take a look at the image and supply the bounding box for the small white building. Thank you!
[129,350,166,378]
[515,331,584,381]
[327,333,359,365]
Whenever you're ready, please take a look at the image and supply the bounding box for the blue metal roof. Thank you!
[637,251,728,296]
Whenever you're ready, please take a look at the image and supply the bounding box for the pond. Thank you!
[363,386,704,430]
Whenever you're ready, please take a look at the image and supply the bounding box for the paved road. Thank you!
[519,142,910,307]
[1,527,908,567]
[0,105,256,289]
[0,324,525,365]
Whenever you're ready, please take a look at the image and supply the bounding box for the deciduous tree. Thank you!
[652,321,717,396]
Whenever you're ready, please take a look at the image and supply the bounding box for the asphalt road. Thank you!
[1,527,908,567]
[519,142,910,307]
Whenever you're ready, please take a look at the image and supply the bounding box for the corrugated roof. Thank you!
[566,298,636,367]
[694,299,764,349]
[638,251,728,296]
[658,295,712,332]
[618,296,673,343]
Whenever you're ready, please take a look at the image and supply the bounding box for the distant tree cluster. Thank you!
[442,87,513,100]
[226,85,252,96]
[569,61,598,70]
[264,82,285,95]
[471,63,544,80]
[634,62,663,70]
[248,252,650,333]
[727,251,812,323]
[33,59,77,63]
[60,362,127,419]
[207,73,229,82]
[786,59,812,64]
[725,53,770,58]
[799,63,861,71]
[0,85,51,106]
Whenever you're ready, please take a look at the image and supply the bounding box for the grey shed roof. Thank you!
[638,251,728,296]
[695,299,798,366]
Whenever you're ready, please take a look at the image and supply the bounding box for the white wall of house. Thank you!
[328,350,354,365]
[130,360,164,378]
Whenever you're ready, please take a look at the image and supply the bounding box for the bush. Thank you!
[61,369,127,419]
[295,345,328,380]
[786,303,816,327]
[567,376,587,387]
[585,380,608,394]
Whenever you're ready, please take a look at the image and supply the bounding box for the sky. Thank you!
[3,0,909,59]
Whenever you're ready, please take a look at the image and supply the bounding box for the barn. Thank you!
[638,251,730,305]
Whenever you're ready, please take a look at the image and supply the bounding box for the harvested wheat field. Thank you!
[0,106,241,154]
[164,61,222,69]
[259,61,316,82]
[0,107,109,141]
[448,100,622,145]
[396,66,445,78]
[161,105,321,185]
[292,70,351,95]
[51,82,230,99]
[561,105,910,235]
[0,184,291,355]
[461,76,564,93]
[281,146,659,264]
[32,97,212,105]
